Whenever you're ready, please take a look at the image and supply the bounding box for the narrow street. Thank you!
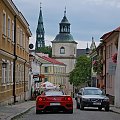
[13,100,120,120]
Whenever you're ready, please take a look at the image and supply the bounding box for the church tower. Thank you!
[35,3,45,52]
[51,8,77,95]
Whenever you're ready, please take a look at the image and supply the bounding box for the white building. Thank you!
[29,52,42,99]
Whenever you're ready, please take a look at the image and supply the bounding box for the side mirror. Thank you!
[106,94,109,97]
[78,92,82,95]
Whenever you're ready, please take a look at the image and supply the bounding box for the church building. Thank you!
[51,9,77,95]
[35,4,45,52]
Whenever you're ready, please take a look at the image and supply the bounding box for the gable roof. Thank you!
[40,56,66,66]
[101,26,120,40]
[76,49,87,57]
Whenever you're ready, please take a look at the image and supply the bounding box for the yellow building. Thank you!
[36,54,67,91]
[0,0,32,105]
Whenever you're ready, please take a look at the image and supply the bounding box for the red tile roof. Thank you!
[41,56,66,66]
[101,26,120,40]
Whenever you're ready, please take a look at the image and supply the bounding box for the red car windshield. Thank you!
[45,91,64,96]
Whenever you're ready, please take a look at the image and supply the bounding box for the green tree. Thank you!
[69,55,91,87]
[37,46,52,57]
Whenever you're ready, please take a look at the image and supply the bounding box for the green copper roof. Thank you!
[54,33,74,41]
[60,16,70,24]
[53,9,76,43]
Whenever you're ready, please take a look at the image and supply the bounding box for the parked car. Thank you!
[75,87,109,111]
[36,90,73,114]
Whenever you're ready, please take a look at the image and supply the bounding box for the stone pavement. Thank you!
[0,100,35,120]
[0,100,120,120]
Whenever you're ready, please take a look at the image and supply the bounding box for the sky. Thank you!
[13,0,120,49]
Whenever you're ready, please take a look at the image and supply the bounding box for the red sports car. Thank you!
[36,90,73,114]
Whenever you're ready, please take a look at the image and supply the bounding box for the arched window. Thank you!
[60,47,65,54]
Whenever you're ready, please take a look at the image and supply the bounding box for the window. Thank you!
[11,62,13,83]
[74,48,76,54]
[44,78,48,82]
[20,28,22,46]
[17,26,20,44]
[60,47,65,54]
[3,10,6,35]
[12,21,14,42]
[44,67,48,73]
[26,38,28,51]
[110,43,113,57]
[108,45,110,58]
[16,64,19,83]
[19,65,22,82]
[38,41,40,47]
[21,65,24,82]
[6,60,10,83]
[8,16,11,38]
[22,32,25,48]
[1,60,10,84]
[2,64,6,84]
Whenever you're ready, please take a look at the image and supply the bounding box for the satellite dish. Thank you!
[29,44,34,49]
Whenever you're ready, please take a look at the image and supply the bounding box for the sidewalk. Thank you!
[0,100,120,120]
[0,100,35,120]
[110,105,120,114]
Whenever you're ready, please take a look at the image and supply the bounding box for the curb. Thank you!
[9,106,35,120]
[110,109,120,114]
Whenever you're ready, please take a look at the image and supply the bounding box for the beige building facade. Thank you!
[0,0,31,105]
[52,10,77,95]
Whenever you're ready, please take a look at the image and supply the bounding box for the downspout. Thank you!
[53,64,55,84]
[40,63,43,81]
[13,15,17,103]
[24,61,27,101]
[104,42,107,94]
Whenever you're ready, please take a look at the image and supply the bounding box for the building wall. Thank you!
[41,63,66,92]
[52,42,77,58]
[114,32,120,107]
[105,33,118,98]
[52,42,77,95]
[29,54,42,99]
[0,0,31,105]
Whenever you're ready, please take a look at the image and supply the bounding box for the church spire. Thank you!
[90,37,96,50]
[59,8,70,34]
[35,3,45,52]
[86,43,89,55]
[64,7,66,17]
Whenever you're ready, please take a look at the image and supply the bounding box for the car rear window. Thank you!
[45,91,64,96]
[83,89,102,95]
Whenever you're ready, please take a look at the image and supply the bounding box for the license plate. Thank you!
[93,102,101,105]
[50,103,60,106]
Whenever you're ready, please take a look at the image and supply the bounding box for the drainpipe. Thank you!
[53,64,55,84]
[104,42,107,94]
[40,63,43,81]
[13,15,17,103]
[24,61,27,101]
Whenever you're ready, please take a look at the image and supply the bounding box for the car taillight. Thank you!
[38,97,46,101]
[64,97,72,101]
[67,97,72,101]
[38,98,42,101]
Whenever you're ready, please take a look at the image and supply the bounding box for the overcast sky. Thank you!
[13,0,120,49]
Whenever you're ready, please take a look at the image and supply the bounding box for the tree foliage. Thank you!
[69,55,91,87]
[37,46,52,57]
